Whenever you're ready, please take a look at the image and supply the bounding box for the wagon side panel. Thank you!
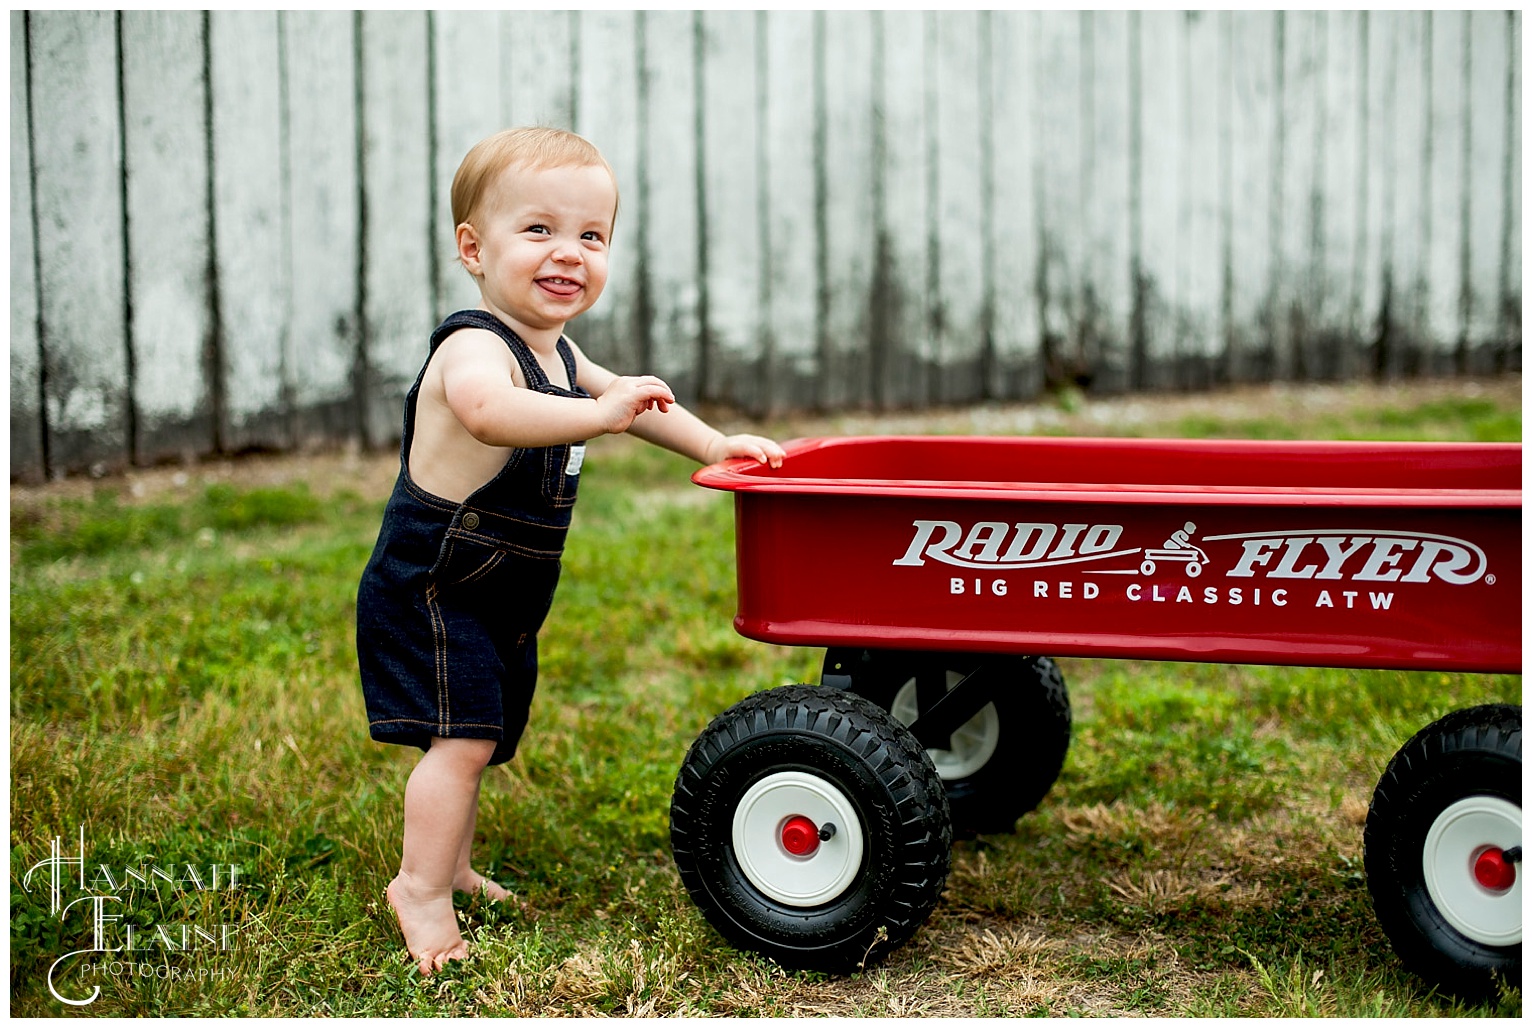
[732,491,1520,673]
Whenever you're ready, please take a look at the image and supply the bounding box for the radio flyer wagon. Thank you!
[667,435,1521,994]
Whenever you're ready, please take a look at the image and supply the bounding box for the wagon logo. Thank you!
[1205,529,1489,585]
[894,520,1491,586]
[893,519,1135,570]
[1138,522,1210,577]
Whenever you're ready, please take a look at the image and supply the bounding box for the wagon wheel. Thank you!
[1364,703,1521,995]
[669,685,952,972]
[824,650,1071,836]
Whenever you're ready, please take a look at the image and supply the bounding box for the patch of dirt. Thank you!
[11,376,1518,508]
[11,443,402,511]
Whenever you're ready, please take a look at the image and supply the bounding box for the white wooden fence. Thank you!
[11,11,1521,479]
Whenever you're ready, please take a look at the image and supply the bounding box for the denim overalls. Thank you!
[356,309,588,766]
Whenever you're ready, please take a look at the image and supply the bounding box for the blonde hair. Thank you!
[450,126,618,232]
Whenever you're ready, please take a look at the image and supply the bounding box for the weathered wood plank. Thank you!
[760,10,818,414]
[1424,12,1467,371]
[121,11,214,464]
[359,11,434,447]
[1385,12,1432,374]
[1316,10,1364,378]
[1272,11,1319,380]
[284,11,361,445]
[1033,13,1085,388]
[695,10,763,410]
[986,10,1043,401]
[1214,13,1241,381]
[876,11,931,408]
[209,10,288,451]
[10,22,43,477]
[1464,10,1511,367]
[29,10,129,473]
[432,11,505,319]
[571,10,641,375]
[1179,11,1223,386]
[1225,12,1278,381]
[819,10,876,409]
[1359,12,1392,376]
[1083,10,1132,392]
[504,12,576,129]
[11,12,44,480]
[930,10,986,404]
[638,10,701,396]
[1135,11,1180,389]
[1502,14,1522,362]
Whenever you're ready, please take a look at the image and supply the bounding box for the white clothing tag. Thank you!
[566,443,586,477]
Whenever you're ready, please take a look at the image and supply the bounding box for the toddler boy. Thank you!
[355,126,784,975]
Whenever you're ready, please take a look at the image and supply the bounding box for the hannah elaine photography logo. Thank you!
[20,826,247,1007]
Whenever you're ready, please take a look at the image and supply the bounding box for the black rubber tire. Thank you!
[825,650,1071,835]
[1364,703,1521,996]
[669,684,952,972]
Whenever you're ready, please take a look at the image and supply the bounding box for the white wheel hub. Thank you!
[732,771,864,907]
[1422,795,1522,947]
[891,672,1000,780]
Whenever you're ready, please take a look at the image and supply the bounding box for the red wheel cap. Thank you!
[780,815,820,856]
[1473,847,1516,891]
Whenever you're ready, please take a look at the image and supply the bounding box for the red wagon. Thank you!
[667,435,1521,993]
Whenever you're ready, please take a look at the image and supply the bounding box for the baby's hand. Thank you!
[708,433,786,469]
[596,376,674,434]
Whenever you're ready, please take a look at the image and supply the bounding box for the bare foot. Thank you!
[452,869,513,902]
[387,873,468,976]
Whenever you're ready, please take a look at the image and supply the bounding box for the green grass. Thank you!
[1173,394,1522,442]
[10,381,1522,1016]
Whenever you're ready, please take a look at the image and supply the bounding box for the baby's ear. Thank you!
[455,223,483,272]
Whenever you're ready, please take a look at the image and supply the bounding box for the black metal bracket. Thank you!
[819,647,1001,752]
[820,645,863,691]
[905,662,999,751]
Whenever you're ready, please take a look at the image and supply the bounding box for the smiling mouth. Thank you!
[538,276,583,297]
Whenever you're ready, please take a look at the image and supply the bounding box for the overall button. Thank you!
[462,512,480,530]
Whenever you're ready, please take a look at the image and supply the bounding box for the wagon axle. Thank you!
[1474,845,1519,892]
[778,815,836,856]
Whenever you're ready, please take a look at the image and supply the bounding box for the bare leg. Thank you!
[451,778,512,901]
[387,736,496,975]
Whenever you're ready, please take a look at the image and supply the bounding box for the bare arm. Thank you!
[570,340,785,467]
[438,329,674,447]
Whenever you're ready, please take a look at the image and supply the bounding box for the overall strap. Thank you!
[430,309,562,391]
[554,336,584,395]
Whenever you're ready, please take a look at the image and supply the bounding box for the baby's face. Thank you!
[465,162,618,337]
